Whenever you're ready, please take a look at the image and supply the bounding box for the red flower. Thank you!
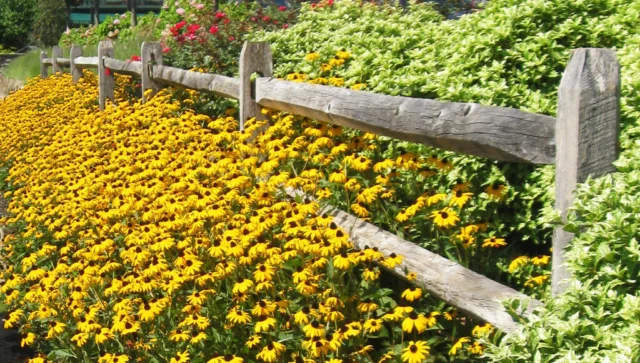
[215,11,226,19]
[223,18,230,24]
[327,0,334,5]
[278,5,287,11]
[251,16,256,21]
[228,36,235,41]
[273,20,278,25]
[130,55,141,61]
[162,46,170,54]
[282,24,289,29]
[209,25,219,34]
[175,20,186,29]
[105,68,112,76]
[186,24,201,35]
[262,16,270,22]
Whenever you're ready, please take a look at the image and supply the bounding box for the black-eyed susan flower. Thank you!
[431,208,460,228]
[401,287,422,302]
[449,190,473,208]
[531,255,550,266]
[482,236,507,248]
[256,341,286,362]
[448,337,470,356]
[254,315,276,333]
[170,351,190,363]
[401,311,428,334]
[402,341,430,363]
[303,320,325,338]
[363,318,383,333]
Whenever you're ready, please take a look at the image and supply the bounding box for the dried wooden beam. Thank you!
[40,52,48,78]
[239,42,273,130]
[286,189,541,332]
[104,58,142,77]
[98,40,115,111]
[74,56,99,68]
[141,42,163,103]
[255,78,556,164]
[52,46,62,75]
[70,45,83,82]
[151,65,239,99]
[552,49,620,296]
[41,58,53,66]
[56,58,71,67]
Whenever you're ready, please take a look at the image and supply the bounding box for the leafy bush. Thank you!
[483,33,640,362]
[158,1,296,75]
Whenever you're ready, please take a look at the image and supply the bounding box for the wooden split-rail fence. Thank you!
[39,41,620,333]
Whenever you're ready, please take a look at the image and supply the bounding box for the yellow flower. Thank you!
[449,337,470,355]
[402,312,428,334]
[170,351,190,363]
[401,287,422,302]
[524,275,550,288]
[256,341,286,362]
[449,190,473,208]
[431,208,460,228]
[482,236,507,248]
[508,256,530,273]
[304,52,320,62]
[401,341,430,363]
[531,255,550,266]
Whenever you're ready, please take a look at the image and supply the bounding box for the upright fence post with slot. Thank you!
[239,42,273,130]
[141,42,163,103]
[40,51,48,79]
[98,40,115,111]
[52,46,62,75]
[70,45,83,83]
[552,48,620,296]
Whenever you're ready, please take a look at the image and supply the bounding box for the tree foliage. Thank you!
[0,0,36,50]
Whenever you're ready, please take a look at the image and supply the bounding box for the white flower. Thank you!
[113,19,120,25]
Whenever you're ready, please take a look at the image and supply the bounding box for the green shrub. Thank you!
[0,0,37,50]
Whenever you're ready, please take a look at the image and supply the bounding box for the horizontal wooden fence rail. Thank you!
[39,41,621,332]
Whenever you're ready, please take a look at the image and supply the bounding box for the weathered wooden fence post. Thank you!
[239,42,273,130]
[552,48,620,296]
[52,46,62,75]
[40,51,48,79]
[70,45,83,83]
[141,42,163,103]
[98,40,115,111]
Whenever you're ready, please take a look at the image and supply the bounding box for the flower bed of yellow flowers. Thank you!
[0,73,500,362]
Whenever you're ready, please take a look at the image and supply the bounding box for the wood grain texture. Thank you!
[74,57,99,68]
[255,78,556,164]
[103,58,142,77]
[40,52,48,78]
[98,40,115,111]
[151,65,239,99]
[56,58,71,67]
[52,46,62,75]
[286,188,541,332]
[70,45,83,82]
[552,48,620,296]
[239,42,273,130]
[141,42,163,103]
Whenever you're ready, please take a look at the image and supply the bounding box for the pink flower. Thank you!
[282,24,289,29]
[163,46,171,54]
[113,19,120,25]
[120,14,126,19]
[262,16,270,22]
[176,8,185,15]
[228,35,235,41]
[223,18,230,24]
[215,11,226,19]
[327,0,334,5]
[209,25,219,34]
[196,3,204,10]
[251,16,256,21]
[278,5,287,11]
